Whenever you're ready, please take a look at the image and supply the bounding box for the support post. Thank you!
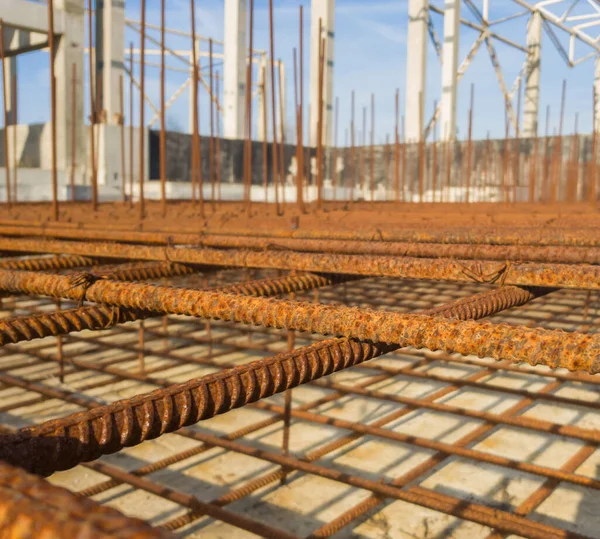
[440,0,460,142]
[223,0,247,140]
[310,0,335,148]
[405,0,428,142]
[595,56,600,133]
[523,11,541,138]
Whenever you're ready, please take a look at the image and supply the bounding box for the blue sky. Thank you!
[13,0,600,142]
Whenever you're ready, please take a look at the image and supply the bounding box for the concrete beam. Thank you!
[310,0,335,147]
[405,0,428,142]
[523,11,541,138]
[223,0,247,140]
[3,29,48,58]
[440,0,460,141]
[0,0,65,34]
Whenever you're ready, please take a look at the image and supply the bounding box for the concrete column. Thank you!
[310,0,335,147]
[96,0,125,124]
[5,29,18,126]
[405,0,428,142]
[223,0,247,140]
[440,0,460,141]
[54,0,85,173]
[523,11,541,138]
[257,54,269,141]
[595,56,600,132]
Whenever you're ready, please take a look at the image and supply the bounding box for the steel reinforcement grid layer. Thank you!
[0,217,599,538]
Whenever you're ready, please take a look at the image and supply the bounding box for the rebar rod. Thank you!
[1,238,600,289]
[0,285,550,477]
[0,272,356,346]
[0,254,98,272]
[0,460,168,537]
[6,222,600,248]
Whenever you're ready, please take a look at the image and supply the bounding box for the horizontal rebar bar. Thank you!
[3,220,600,247]
[0,272,355,346]
[0,237,599,289]
[0,460,169,538]
[0,285,554,476]
[0,268,591,370]
[0,253,98,271]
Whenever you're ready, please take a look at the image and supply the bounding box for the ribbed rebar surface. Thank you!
[0,285,550,476]
[0,272,354,346]
[0,254,98,271]
[0,461,169,537]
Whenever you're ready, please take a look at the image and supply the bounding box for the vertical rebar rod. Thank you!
[70,63,77,202]
[360,105,366,195]
[0,21,11,209]
[446,134,452,203]
[502,108,510,203]
[269,0,280,215]
[190,0,201,211]
[350,91,355,203]
[293,48,300,208]
[567,113,579,202]
[138,320,145,373]
[262,65,269,203]
[370,93,375,202]
[394,89,400,203]
[432,102,437,203]
[11,73,17,202]
[401,114,407,202]
[297,6,304,212]
[244,0,254,214]
[542,104,550,203]
[48,0,58,217]
[513,80,522,203]
[55,299,64,383]
[216,72,222,201]
[119,75,126,204]
[332,96,339,201]
[209,38,216,212]
[384,133,390,200]
[161,314,168,351]
[316,21,325,210]
[555,79,567,202]
[138,0,146,220]
[529,127,538,203]
[87,0,97,211]
[417,92,424,202]
[592,86,598,203]
[465,84,474,204]
[159,0,167,216]
[129,44,134,208]
[277,59,286,209]
[343,127,348,195]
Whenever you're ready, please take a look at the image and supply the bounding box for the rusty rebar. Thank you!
[0,20,11,209]
[0,272,355,347]
[139,0,146,220]
[0,254,98,271]
[0,460,168,537]
[0,284,549,477]
[2,237,600,289]
[16,231,600,265]
[0,268,593,373]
